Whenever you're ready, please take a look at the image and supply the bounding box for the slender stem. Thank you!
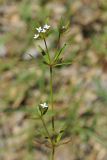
[57,31,61,49]
[42,37,55,160]
[50,66,56,160]
[40,115,52,143]
[51,145,55,160]
[43,38,51,62]
[50,67,55,133]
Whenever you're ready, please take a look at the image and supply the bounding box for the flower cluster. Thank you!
[34,24,50,39]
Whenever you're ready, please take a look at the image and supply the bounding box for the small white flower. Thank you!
[40,102,48,108]
[34,34,39,39]
[36,27,42,33]
[41,28,46,33]
[62,26,65,29]
[44,24,50,30]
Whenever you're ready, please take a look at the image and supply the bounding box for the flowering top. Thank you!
[34,24,50,39]
[40,102,48,109]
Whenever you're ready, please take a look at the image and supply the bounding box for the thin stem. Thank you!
[57,31,61,49]
[50,67,55,133]
[51,145,55,160]
[43,38,51,62]
[40,115,52,143]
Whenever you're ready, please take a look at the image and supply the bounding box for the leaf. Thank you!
[38,45,50,64]
[43,60,49,65]
[54,61,72,67]
[56,130,64,143]
[38,45,46,56]
[54,43,67,62]
[43,54,50,64]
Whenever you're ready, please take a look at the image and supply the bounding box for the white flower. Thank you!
[34,34,39,39]
[62,26,65,29]
[36,27,42,33]
[44,24,50,30]
[40,102,48,108]
[41,28,46,33]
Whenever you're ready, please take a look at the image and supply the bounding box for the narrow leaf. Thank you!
[38,45,50,64]
[38,45,46,56]
[43,60,49,65]
[54,43,67,62]
[54,61,72,67]
[56,130,64,143]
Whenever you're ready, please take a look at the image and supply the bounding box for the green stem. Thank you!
[42,37,55,160]
[57,31,61,49]
[40,115,52,143]
[50,67,55,133]
[51,145,55,160]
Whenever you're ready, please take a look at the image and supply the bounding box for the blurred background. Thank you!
[0,0,107,159]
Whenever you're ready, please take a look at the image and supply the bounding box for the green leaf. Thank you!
[38,45,50,64]
[54,43,67,62]
[56,130,64,143]
[44,54,50,64]
[43,60,49,65]
[54,61,72,67]
[38,45,46,56]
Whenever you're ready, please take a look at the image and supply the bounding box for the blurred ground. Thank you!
[0,0,107,160]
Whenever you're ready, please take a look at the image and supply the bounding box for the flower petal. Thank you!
[34,34,39,39]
